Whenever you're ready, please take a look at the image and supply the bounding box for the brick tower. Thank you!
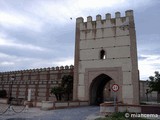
[73,10,139,106]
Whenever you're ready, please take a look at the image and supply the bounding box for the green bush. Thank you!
[50,86,64,101]
[95,112,126,120]
[0,90,7,98]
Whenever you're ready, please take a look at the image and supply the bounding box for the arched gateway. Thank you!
[90,74,112,105]
[73,10,140,107]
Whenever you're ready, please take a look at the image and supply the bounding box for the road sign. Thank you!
[112,84,119,92]
[111,84,119,112]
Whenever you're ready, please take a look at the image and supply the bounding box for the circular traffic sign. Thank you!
[112,84,119,92]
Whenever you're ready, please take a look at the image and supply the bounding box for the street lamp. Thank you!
[9,76,15,104]
[146,89,149,102]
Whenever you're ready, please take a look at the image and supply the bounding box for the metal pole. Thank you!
[114,92,116,112]
[11,80,13,100]
[146,89,149,102]
[9,76,15,104]
[9,81,13,104]
[114,91,116,112]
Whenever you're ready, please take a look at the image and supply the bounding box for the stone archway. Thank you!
[89,74,113,105]
[82,67,123,104]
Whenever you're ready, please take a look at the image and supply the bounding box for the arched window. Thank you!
[100,49,106,59]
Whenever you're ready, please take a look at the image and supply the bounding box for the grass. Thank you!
[95,112,149,120]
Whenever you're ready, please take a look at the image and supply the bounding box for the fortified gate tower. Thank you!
[73,10,139,106]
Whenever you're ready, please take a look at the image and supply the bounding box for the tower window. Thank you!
[100,49,106,59]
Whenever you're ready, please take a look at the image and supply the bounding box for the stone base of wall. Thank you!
[54,101,89,109]
[24,101,33,107]
[100,102,141,114]
[0,98,8,104]
[41,101,54,110]
[30,100,89,110]
[141,105,160,115]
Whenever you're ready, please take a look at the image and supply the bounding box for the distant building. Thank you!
[140,80,157,102]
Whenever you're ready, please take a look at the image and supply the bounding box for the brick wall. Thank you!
[0,65,74,102]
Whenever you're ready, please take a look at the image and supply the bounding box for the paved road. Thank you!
[0,106,100,120]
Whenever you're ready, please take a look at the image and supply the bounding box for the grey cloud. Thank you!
[0,0,159,80]
[138,56,148,61]
[137,34,160,57]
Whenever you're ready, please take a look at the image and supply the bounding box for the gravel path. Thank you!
[0,106,100,120]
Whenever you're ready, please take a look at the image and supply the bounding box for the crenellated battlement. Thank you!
[0,65,74,102]
[77,10,133,23]
[76,10,134,32]
[0,65,74,75]
[76,10,135,41]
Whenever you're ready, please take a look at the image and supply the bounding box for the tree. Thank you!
[50,75,73,101]
[148,71,160,102]
[50,86,64,101]
[0,90,7,98]
[61,75,73,101]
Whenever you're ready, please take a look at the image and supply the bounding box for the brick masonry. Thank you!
[0,65,74,102]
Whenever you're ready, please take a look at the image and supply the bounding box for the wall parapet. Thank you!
[76,10,134,31]
[77,10,133,23]
[0,65,74,75]
[0,65,74,102]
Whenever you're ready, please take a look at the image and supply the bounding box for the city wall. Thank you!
[0,65,74,103]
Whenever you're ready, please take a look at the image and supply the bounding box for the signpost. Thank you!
[111,84,119,112]
[9,76,15,104]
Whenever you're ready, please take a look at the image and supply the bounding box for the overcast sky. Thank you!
[0,0,159,80]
